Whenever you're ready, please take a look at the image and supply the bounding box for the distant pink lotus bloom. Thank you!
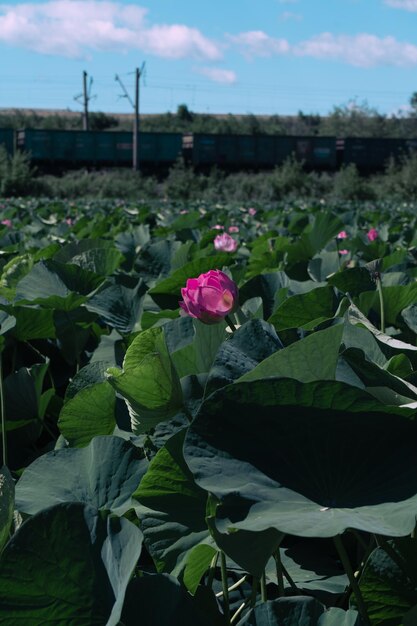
[65,218,73,226]
[367,228,379,242]
[228,226,239,233]
[339,249,349,255]
[248,208,257,216]
[179,210,189,215]
[337,230,348,240]
[1,219,12,228]
[179,269,238,324]
[211,224,224,230]
[214,233,238,253]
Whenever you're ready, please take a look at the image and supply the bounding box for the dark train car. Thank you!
[342,137,417,171]
[184,133,337,170]
[184,133,294,169]
[0,128,15,156]
[294,136,337,170]
[16,129,182,168]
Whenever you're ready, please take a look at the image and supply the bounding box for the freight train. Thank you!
[1,127,417,173]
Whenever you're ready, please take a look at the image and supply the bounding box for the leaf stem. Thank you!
[225,315,237,333]
[220,550,230,623]
[0,353,6,466]
[376,275,385,334]
[260,570,267,602]
[207,551,219,590]
[334,534,370,626]
[274,550,285,597]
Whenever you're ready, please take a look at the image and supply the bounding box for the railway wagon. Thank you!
[0,128,15,156]
[16,129,183,167]
[183,133,337,170]
[343,137,417,171]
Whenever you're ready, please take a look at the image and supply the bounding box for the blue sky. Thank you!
[1,0,417,116]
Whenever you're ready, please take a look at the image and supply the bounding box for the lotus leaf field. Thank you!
[1,197,417,625]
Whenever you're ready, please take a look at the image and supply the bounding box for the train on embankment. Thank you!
[1,127,417,173]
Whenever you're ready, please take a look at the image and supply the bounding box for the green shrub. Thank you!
[0,146,37,196]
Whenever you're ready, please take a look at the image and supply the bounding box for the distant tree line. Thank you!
[2,94,417,137]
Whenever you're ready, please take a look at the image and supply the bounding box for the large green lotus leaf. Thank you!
[182,544,217,595]
[6,305,55,340]
[106,327,183,434]
[64,247,123,276]
[65,361,109,400]
[86,278,147,334]
[354,283,417,327]
[58,381,116,447]
[53,306,97,365]
[308,251,341,283]
[327,267,376,296]
[148,254,234,309]
[134,429,211,576]
[341,347,417,405]
[135,239,181,280]
[54,238,123,276]
[236,597,363,626]
[206,319,283,395]
[341,321,387,367]
[0,502,142,626]
[121,573,215,626]
[15,435,147,516]
[264,541,347,595]
[114,225,150,268]
[356,538,417,625]
[239,273,292,319]
[285,212,344,267]
[15,260,102,309]
[0,466,14,552]
[347,304,417,354]
[403,304,417,335]
[239,323,344,384]
[268,286,336,331]
[206,509,282,578]
[184,378,417,538]
[0,309,16,335]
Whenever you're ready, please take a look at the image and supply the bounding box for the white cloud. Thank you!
[384,0,417,10]
[280,11,303,20]
[0,1,222,60]
[230,29,417,68]
[197,67,237,84]
[228,31,290,58]
[294,33,417,67]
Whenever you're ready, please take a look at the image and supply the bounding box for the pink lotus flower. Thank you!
[179,270,238,324]
[339,249,349,255]
[179,210,189,215]
[214,233,238,253]
[248,208,257,216]
[65,218,73,226]
[337,230,347,240]
[1,219,12,228]
[228,226,239,233]
[211,224,224,230]
[367,228,378,242]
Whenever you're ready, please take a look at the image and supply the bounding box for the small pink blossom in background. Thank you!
[248,208,257,216]
[179,210,189,215]
[1,219,12,228]
[367,228,378,242]
[214,233,238,253]
[228,226,239,233]
[337,230,348,240]
[339,249,349,255]
[211,224,224,230]
[65,218,73,226]
[179,269,238,325]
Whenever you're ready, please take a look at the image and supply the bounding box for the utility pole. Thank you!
[82,70,89,130]
[74,70,94,131]
[115,64,145,170]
